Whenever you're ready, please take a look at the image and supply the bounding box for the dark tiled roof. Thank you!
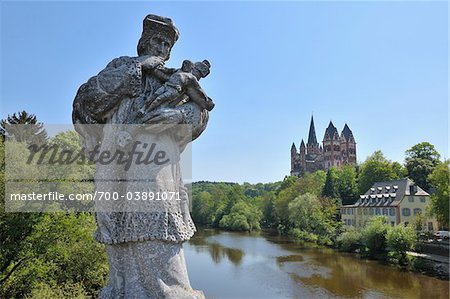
[307,115,318,146]
[341,124,354,141]
[342,178,429,208]
[324,121,338,140]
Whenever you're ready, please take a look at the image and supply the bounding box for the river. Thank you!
[184,228,449,299]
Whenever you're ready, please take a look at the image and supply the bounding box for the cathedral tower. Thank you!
[340,124,357,165]
[323,121,341,170]
[306,115,320,156]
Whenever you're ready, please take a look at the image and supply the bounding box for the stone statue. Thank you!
[72,14,213,299]
[146,59,215,112]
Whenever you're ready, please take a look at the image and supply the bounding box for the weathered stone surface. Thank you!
[72,14,213,299]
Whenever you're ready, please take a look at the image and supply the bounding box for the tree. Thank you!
[405,142,441,191]
[260,192,277,228]
[0,111,48,145]
[428,161,449,228]
[391,161,407,179]
[0,213,108,298]
[386,225,416,264]
[358,151,402,194]
[322,168,339,198]
[362,216,389,256]
[192,191,214,224]
[337,228,362,252]
[288,193,339,242]
[296,171,326,196]
[219,201,261,231]
[273,171,326,231]
[335,165,358,205]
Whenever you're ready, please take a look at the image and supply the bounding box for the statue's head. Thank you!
[137,14,179,60]
[192,60,211,79]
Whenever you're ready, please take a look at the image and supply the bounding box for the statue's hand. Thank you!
[145,108,185,124]
[140,56,164,71]
[141,109,186,135]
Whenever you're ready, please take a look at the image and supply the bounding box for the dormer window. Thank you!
[370,188,375,193]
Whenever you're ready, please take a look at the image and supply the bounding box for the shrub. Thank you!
[218,201,261,231]
[287,193,338,243]
[362,216,389,256]
[219,214,250,231]
[26,282,87,299]
[289,228,318,243]
[337,228,363,252]
[386,224,416,264]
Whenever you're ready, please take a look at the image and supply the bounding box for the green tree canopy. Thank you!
[335,165,358,205]
[405,142,441,191]
[428,161,449,228]
[322,168,339,198]
[358,151,403,194]
[0,111,48,146]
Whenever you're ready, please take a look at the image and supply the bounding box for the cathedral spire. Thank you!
[307,115,318,146]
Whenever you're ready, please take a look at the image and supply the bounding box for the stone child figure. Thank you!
[147,59,215,112]
[72,14,212,299]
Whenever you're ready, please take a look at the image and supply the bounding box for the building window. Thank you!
[376,208,381,215]
[408,197,414,203]
[420,196,426,203]
[428,222,434,231]
[383,208,388,215]
[402,208,411,216]
[341,208,346,215]
[389,208,396,216]
[414,208,422,216]
[363,208,368,215]
[369,208,374,215]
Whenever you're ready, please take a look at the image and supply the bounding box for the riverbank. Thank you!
[186,228,450,299]
[211,226,450,281]
[407,251,449,279]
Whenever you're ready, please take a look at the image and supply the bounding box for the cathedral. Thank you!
[290,116,357,176]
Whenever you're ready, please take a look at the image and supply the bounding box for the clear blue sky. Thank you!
[1,1,448,183]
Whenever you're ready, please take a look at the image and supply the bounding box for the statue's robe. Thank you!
[73,56,207,299]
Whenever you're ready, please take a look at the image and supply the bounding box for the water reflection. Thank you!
[277,255,304,264]
[188,229,245,266]
[185,229,449,299]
